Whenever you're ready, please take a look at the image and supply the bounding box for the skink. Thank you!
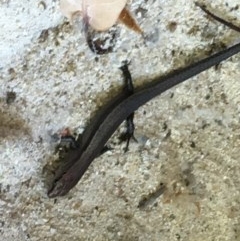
[48,42,240,198]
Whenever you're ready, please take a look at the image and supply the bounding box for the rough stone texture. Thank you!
[0,0,240,240]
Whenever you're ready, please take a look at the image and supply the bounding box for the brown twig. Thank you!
[195,2,240,32]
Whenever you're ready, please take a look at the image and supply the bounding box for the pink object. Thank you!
[60,0,128,31]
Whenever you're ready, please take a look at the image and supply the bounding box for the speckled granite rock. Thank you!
[1,0,240,240]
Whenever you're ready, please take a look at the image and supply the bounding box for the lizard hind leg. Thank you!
[119,61,137,152]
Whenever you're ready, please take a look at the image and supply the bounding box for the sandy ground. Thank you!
[1,0,240,240]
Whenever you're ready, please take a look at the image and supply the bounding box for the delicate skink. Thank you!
[48,42,240,198]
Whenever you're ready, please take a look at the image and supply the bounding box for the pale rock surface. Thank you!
[0,0,240,240]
